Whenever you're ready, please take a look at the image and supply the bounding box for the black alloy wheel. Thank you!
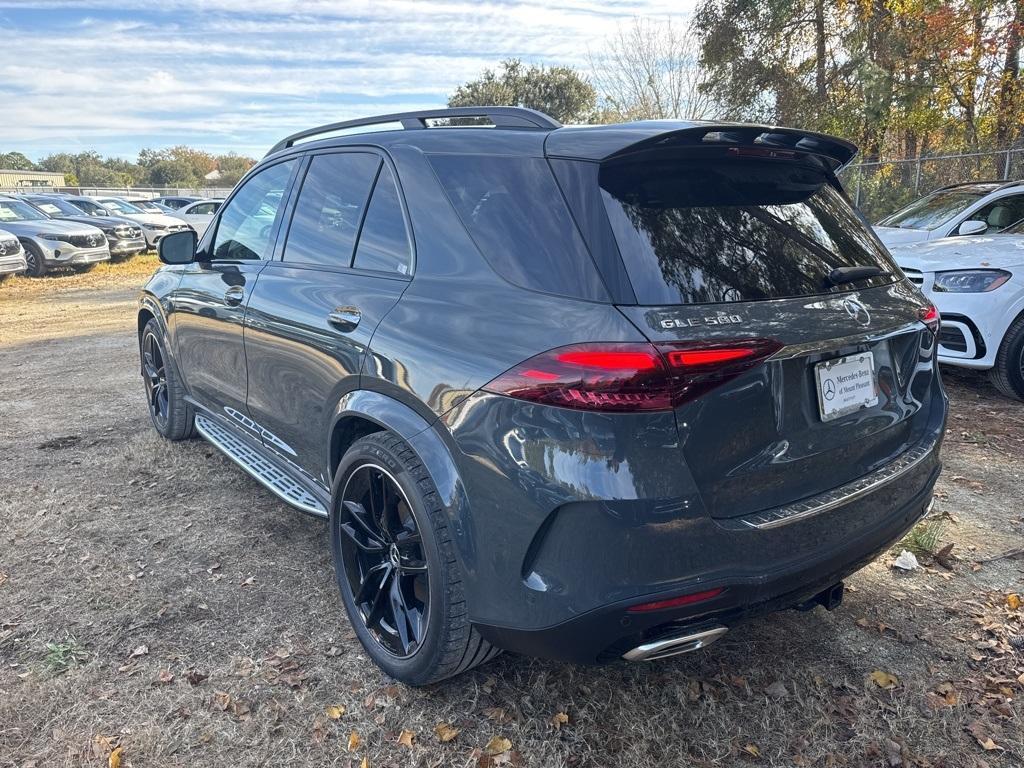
[142,330,169,429]
[337,463,430,658]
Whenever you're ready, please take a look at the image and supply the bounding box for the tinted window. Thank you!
[353,164,412,275]
[600,159,898,305]
[212,159,295,260]
[283,153,380,267]
[429,155,608,301]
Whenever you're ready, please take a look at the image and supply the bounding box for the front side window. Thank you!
[352,164,412,275]
[959,194,1024,234]
[212,159,296,260]
[70,198,105,215]
[600,158,898,305]
[283,152,380,268]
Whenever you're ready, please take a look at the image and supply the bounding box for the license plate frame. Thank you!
[814,352,879,422]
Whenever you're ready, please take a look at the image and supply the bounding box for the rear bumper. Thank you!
[476,462,939,664]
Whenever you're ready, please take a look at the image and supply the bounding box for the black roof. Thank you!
[264,107,858,171]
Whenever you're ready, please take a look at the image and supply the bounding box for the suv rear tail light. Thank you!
[483,339,782,413]
[919,304,940,334]
[627,587,725,613]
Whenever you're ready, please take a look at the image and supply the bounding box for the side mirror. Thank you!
[957,219,987,236]
[158,229,197,264]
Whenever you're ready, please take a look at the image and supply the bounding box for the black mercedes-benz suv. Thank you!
[140,107,947,685]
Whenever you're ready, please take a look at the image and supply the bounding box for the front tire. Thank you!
[140,318,195,440]
[989,313,1024,401]
[22,242,46,277]
[330,432,499,685]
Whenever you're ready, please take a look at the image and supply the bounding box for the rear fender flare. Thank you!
[328,391,477,582]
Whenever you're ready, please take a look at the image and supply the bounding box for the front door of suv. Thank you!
[244,150,414,489]
[171,158,297,422]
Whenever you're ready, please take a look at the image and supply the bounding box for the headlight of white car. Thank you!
[933,269,1011,293]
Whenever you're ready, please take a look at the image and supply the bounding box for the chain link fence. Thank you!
[840,148,1024,223]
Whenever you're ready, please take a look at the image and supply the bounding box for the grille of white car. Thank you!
[902,268,924,285]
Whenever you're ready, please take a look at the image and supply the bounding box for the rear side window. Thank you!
[283,152,380,267]
[353,164,412,275]
[429,155,608,301]
[600,159,898,305]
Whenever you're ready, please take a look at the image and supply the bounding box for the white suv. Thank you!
[874,181,1024,248]
[889,220,1024,400]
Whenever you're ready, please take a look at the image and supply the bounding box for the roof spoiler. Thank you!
[546,122,858,172]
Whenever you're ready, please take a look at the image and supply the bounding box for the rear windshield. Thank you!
[600,158,897,305]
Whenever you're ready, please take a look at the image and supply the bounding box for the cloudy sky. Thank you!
[0,1,693,160]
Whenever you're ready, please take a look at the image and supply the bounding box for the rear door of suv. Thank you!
[552,148,943,521]
[243,149,414,490]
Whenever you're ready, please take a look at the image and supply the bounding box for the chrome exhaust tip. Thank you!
[622,625,728,662]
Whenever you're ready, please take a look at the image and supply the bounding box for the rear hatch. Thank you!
[559,145,940,519]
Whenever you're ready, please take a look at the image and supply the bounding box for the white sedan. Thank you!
[176,199,223,237]
[890,224,1024,400]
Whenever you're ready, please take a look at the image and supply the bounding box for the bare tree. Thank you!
[589,17,716,122]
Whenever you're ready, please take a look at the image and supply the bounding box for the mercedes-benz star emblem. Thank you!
[823,379,836,400]
[841,296,871,327]
[0,242,6,257]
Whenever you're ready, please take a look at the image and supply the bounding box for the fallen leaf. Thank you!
[398,729,414,747]
[483,707,509,723]
[869,670,899,690]
[241,576,256,586]
[484,736,512,756]
[360,758,370,768]
[347,731,361,752]
[230,699,250,720]
[550,711,569,730]
[765,681,788,699]
[325,705,345,720]
[155,669,174,685]
[934,682,958,706]
[129,644,148,658]
[108,746,123,768]
[1007,594,1021,611]
[741,743,761,758]
[434,722,460,742]
[186,669,208,686]
[966,721,1003,752]
[212,691,232,711]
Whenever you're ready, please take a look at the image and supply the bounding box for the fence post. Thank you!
[1005,150,1012,180]
[854,169,862,207]
[914,157,922,194]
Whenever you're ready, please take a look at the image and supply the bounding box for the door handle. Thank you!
[327,306,361,332]
[224,285,245,306]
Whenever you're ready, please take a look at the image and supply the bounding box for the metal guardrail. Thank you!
[0,185,235,199]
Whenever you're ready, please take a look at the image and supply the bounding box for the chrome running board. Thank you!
[194,413,328,518]
[623,626,728,661]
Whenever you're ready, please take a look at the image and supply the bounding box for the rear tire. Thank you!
[330,432,500,686]
[988,314,1024,401]
[22,241,45,277]
[140,318,195,440]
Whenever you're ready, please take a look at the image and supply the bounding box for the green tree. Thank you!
[0,151,36,170]
[448,59,597,123]
[214,153,256,186]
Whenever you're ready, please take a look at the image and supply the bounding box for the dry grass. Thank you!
[0,267,1021,767]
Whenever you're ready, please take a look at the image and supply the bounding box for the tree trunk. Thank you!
[814,0,827,104]
[996,0,1023,147]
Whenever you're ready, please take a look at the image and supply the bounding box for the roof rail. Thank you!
[266,106,562,156]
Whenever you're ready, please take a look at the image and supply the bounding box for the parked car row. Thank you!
[873,180,1024,401]
[0,193,222,278]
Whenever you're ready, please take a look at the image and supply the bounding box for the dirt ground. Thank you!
[0,259,1021,768]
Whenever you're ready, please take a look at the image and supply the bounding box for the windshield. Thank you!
[70,198,104,215]
[878,189,986,230]
[29,198,79,216]
[134,201,160,212]
[99,199,143,214]
[0,199,48,222]
[598,158,897,305]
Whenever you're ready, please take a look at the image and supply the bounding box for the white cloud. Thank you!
[0,1,695,158]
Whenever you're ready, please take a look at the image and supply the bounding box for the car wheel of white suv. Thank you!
[989,314,1024,401]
